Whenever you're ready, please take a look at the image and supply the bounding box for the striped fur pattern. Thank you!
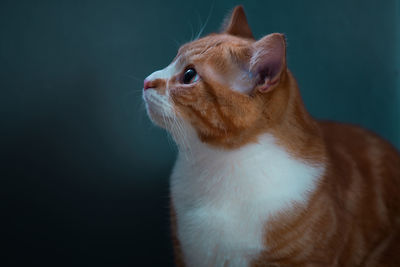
[142,6,400,267]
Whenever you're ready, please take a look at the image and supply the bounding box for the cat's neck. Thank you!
[270,70,326,163]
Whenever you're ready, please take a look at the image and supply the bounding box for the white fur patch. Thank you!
[146,61,178,80]
[230,70,254,93]
[143,89,173,119]
[143,60,180,125]
[204,65,254,94]
[145,60,179,90]
[171,133,324,267]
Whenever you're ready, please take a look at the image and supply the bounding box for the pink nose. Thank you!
[143,79,153,90]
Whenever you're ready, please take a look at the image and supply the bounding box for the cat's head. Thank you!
[143,6,290,149]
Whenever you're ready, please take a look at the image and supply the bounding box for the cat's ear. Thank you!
[250,33,286,93]
[222,6,254,39]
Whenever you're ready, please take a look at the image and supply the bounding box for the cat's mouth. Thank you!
[143,89,175,127]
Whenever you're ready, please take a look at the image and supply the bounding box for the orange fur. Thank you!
[252,122,400,266]
[146,5,400,266]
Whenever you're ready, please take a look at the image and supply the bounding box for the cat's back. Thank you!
[319,120,400,177]
[319,120,400,224]
[283,121,400,266]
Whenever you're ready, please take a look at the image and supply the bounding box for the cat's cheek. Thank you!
[169,104,189,123]
[169,85,197,96]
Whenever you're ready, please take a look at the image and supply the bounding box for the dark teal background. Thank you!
[1,0,399,266]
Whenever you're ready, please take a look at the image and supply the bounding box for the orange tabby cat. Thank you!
[143,6,400,267]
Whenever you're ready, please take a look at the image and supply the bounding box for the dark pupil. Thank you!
[183,68,196,84]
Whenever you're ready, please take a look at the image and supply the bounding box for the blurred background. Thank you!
[1,0,399,266]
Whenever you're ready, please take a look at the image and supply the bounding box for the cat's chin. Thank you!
[143,89,175,128]
[145,108,168,128]
[146,108,199,149]
[144,99,189,139]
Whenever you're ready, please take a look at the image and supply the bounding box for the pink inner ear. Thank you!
[255,54,283,83]
[250,34,286,91]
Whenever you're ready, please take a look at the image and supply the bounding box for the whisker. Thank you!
[195,1,215,40]
[189,21,194,42]
[161,107,176,151]
[124,88,145,97]
[171,37,184,49]
[120,73,144,83]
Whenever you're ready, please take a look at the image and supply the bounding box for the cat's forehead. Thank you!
[176,34,252,60]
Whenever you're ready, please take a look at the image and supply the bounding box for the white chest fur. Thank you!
[170,134,324,267]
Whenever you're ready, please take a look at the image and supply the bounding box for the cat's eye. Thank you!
[183,68,199,84]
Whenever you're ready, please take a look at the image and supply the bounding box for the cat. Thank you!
[142,5,400,267]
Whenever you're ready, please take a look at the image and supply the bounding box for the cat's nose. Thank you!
[143,78,153,90]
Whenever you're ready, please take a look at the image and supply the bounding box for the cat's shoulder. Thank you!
[320,121,396,148]
[318,120,400,165]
